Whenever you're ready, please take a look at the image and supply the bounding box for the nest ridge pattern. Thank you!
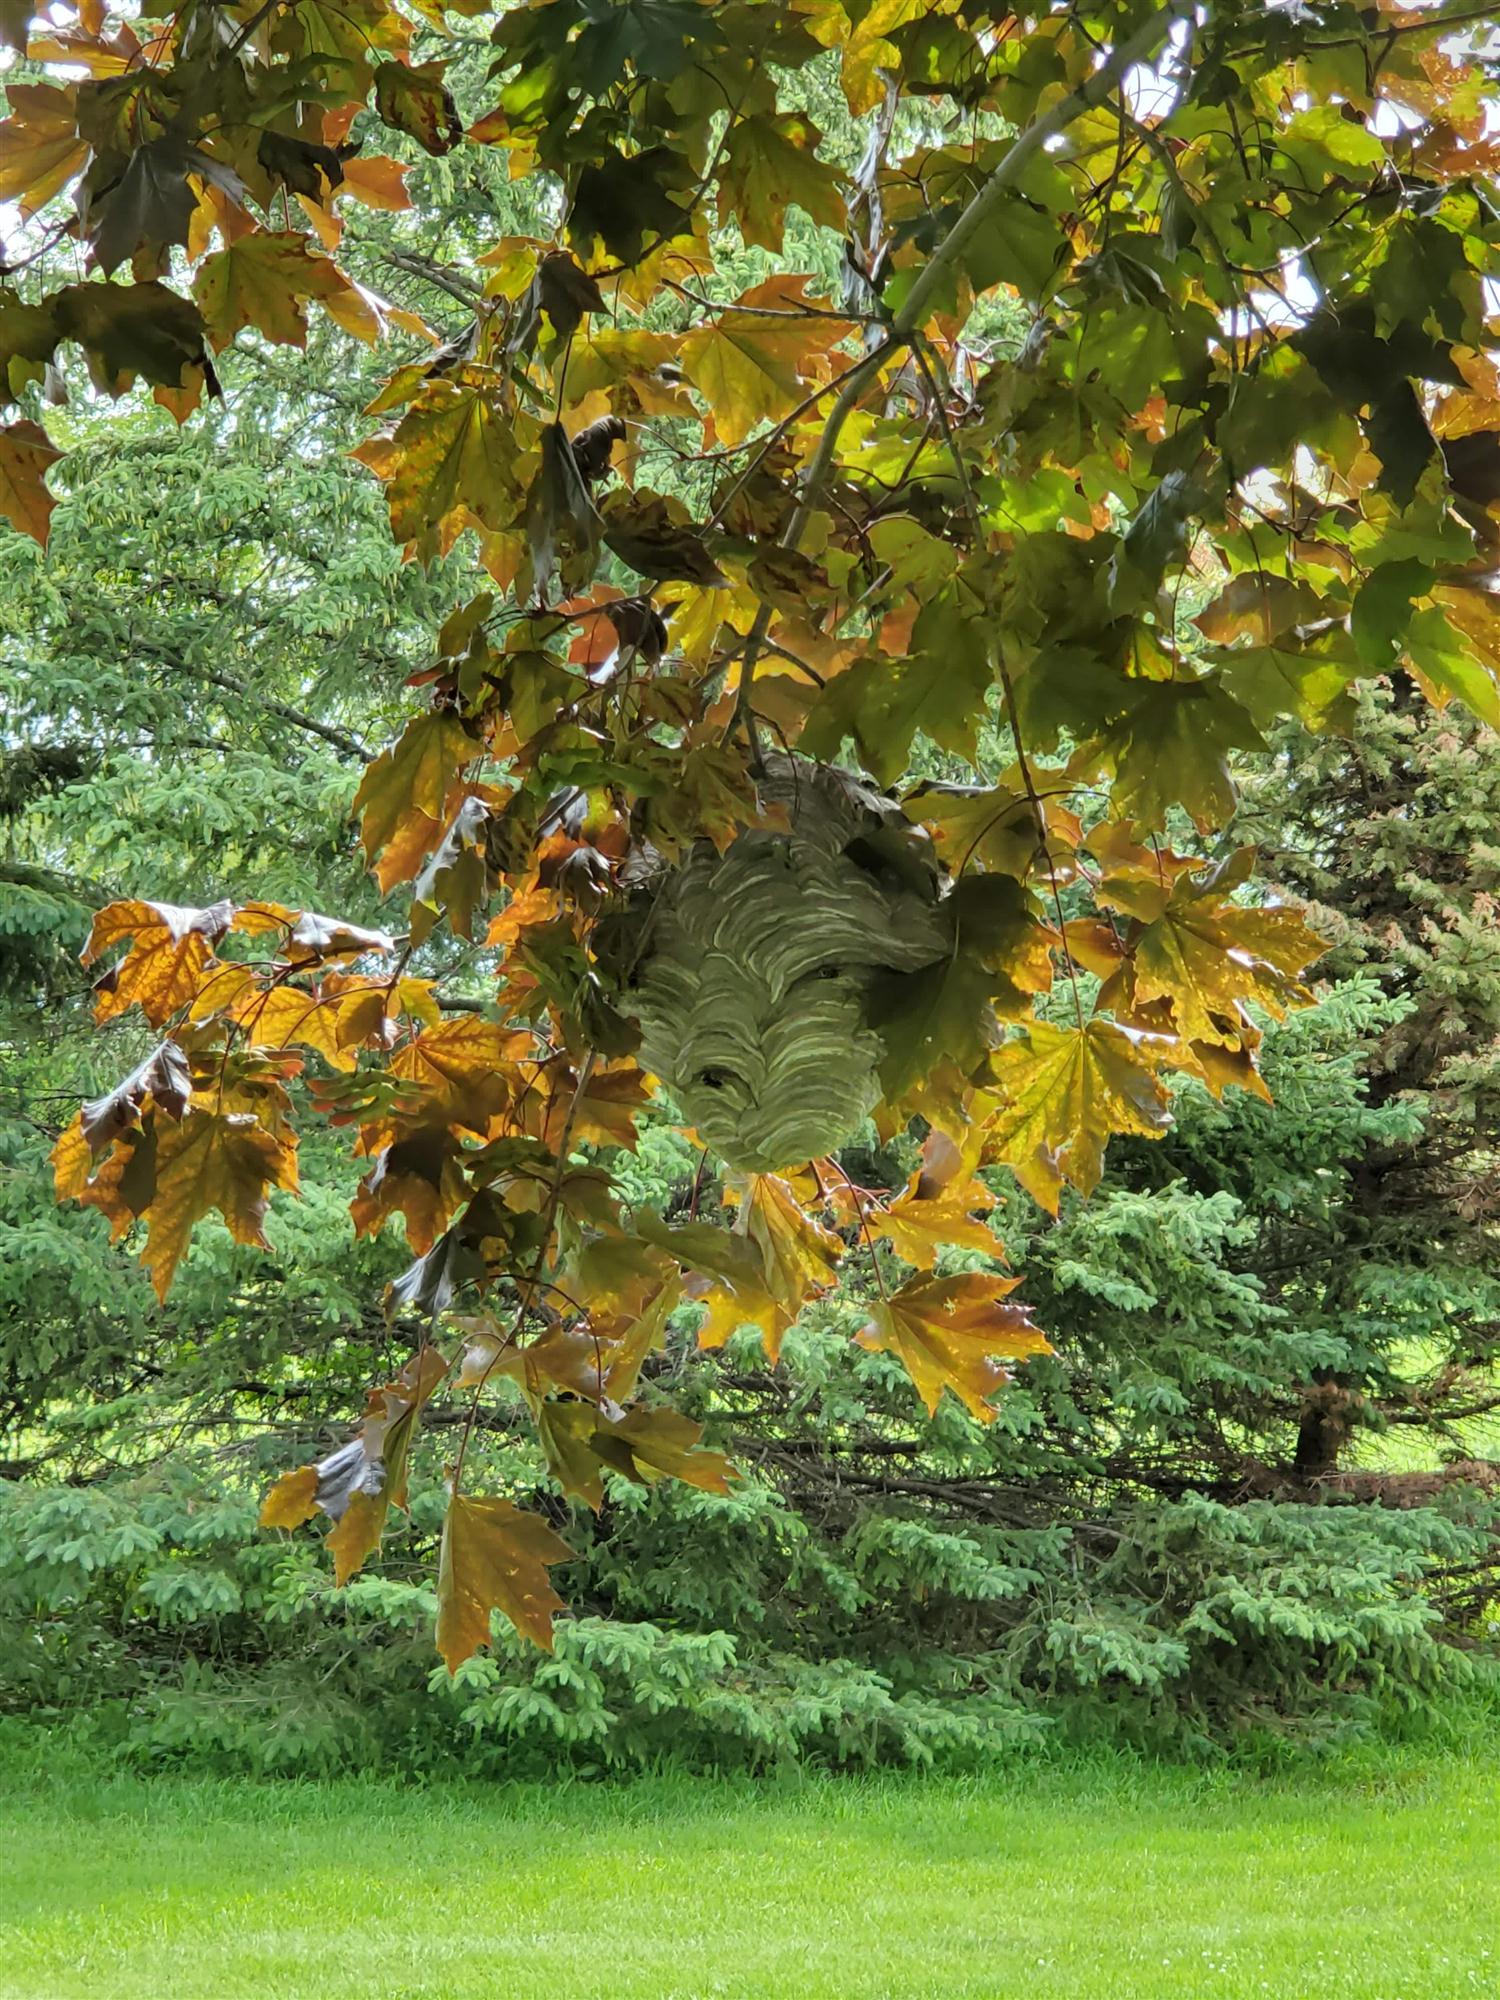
[621,758,949,1172]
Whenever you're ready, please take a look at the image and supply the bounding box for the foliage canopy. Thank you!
[6,0,1500,1674]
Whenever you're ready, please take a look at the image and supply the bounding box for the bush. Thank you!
[4,1460,1493,1776]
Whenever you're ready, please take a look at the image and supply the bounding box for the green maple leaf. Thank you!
[1351,558,1433,669]
[800,590,992,785]
[1217,637,1360,732]
[52,280,216,396]
[87,139,198,276]
[569,147,693,266]
[959,188,1067,302]
[869,945,998,1099]
[1087,675,1264,832]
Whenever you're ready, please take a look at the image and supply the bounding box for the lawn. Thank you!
[1,1744,1495,2000]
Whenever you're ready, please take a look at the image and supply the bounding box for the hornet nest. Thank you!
[595,755,951,1172]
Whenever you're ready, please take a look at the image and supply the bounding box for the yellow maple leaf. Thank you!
[1132,891,1321,1045]
[436,1496,574,1667]
[351,708,476,889]
[84,898,234,1028]
[680,288,850,447]
[141,1107,299,1300]
[867,1174,1000,1265]
[729,1170,843,1308]
[193,230,356,351]
[857,1270,1048,1421]
[978,1019,1172,1214]
[353,377,528,552]
[0,83,88,213]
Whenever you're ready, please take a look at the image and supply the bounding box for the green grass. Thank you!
[1,1743,1496,2000]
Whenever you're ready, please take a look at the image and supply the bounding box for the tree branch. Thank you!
[792,0,1195,540]
[727,1,1194,743]
[129,635,370,761]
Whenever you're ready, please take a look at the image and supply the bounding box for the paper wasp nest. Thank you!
[604,757,949,1172]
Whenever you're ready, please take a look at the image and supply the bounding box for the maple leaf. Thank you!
[233,978,398,1073]
[589,1407,734,1493]
[948,875,1058,1016]
[521,420,603,599]
[868,948,998,1100]
[638,1213,799,1362]
[323,1347,449,1583]
[0,84,88,213]
[857,1271,1049,1422]
[537,1401,732,1511]
[868,874,1049,1101]
[470,1239,679,1410]
[51,1116,156,1244]
[902,780,1044,880]
[259,1348,450,1581]
[336,153,412,211]
[679,318,807,447]
[354,380,525,553]
[86,138,203,277]
[351,709,476,890]
[140,1106,300,1301]
[717,113,844,251]
[556,1231,683,1377]
[194,231,355,350]
[79,1041,192,1152]
[24,15,145,74]
[867,1173,1000,1266]
[83,898,234,1027]
[524,1063,650,1151]
[471,1321,595,1403]
[436,1495,574,1666]
[0,290,60,403]
[979,1020,1173,1214]
[1216,636,1361,733]
[258,1465,319,1531]
[51,281,219,401]
[350,1131,466,1252]
[232,905,396,967]
[601,498,726,585]
[534,250,607,339]
[727,1172,843,1340]
[1086,675,1265,833]
[1192,573,1322,646]
[1178,1032,1274,1105]
[535,1399,612,1509]
[389,1016,532,1136]
[0,419,60,546]
[374,60,462,156]
[631,741,759,856]
[558,326,683,411]
[800,589,992,786]
[1131,885,1322,1045]
[568,146,694,266]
